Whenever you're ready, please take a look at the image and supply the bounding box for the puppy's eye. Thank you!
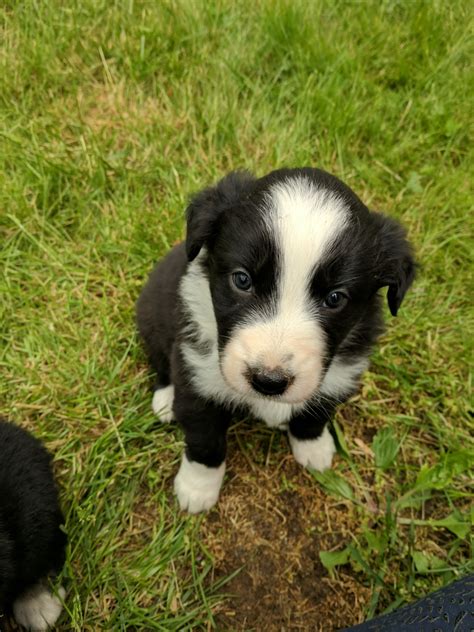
[231,270,252,292]
[324,291,348,309]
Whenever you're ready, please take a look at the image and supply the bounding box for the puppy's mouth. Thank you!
[247,384,315,405]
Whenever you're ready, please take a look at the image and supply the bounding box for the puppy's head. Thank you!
[185,168,415,404]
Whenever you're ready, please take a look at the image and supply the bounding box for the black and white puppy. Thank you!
[137,168,415,513]
[0,418,67,631]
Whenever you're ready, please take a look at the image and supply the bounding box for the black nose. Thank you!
[249,368,291,396]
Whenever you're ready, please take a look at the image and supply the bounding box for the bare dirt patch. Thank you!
[201,429,370,631]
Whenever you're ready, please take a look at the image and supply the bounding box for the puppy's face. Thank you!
[186,169,415,404]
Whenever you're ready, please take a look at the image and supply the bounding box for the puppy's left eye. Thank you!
[231,270,252,292]
[324,291,348,309]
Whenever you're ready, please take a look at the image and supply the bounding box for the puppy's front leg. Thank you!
[173,390,231,513]
[288,400,337,472]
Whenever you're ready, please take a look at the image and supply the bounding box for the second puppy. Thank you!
[0,418,67,631]
[137,168,415,513]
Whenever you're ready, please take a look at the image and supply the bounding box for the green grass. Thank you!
[1,1,472,629]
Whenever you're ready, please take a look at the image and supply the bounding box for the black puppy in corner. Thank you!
[0,419,66,631]
[137,168,415,513]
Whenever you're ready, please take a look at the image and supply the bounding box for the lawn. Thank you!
[1,1,472,630]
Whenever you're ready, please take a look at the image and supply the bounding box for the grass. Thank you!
[0,0,472,629]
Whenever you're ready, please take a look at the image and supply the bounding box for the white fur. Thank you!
[221,178,350,404]
[13,585,66,631]
[289,425,336,471]
[247,397,302,428]
[179,251,243,407]
[268,178,350,321]
[174,454,225,513]
[152,384,175,422]
[320,355,370,398]
[179,249,218,348]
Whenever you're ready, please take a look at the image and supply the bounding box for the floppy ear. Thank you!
[185,171,256,261]
[372,213,416,316]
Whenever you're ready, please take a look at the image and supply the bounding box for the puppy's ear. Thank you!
[185,171,256,261]
[372,213,416,316]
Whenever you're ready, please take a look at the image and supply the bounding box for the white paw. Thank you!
[289,425,336,472]
[13,584,65,631]
[152,385,174,422]
[174,454,225,514]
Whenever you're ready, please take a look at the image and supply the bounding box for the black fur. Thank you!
[186,171,256,261]
[0,419,66,618]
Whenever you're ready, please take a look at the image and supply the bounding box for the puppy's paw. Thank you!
[174,455,225,513]
[289,426,336,472]
[152,385,175,422]
[13,584,66,631]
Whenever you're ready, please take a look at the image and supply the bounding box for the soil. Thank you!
[200,428,370,631]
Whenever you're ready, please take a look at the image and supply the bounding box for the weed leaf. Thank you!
[412,551,446,574]
[319,547,351,577]
[312,469,355,500]
[372,427,400,470]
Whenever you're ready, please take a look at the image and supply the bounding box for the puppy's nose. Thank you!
[249,367,292,396]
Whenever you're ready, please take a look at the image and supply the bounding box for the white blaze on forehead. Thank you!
[267,177,350,319]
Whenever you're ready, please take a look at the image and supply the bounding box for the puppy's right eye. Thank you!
[231,270,252,292]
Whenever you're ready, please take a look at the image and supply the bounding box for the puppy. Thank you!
[137,168,415,513]
[0,419,67,631]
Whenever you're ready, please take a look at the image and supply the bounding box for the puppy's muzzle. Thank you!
[247,366,294,397]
